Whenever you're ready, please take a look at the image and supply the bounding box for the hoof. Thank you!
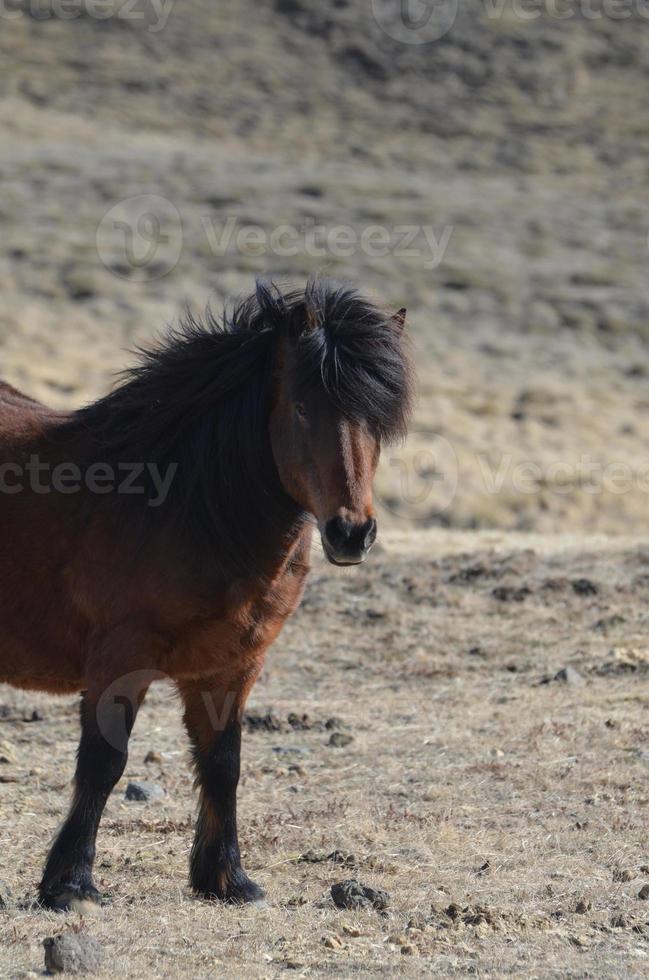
[40,885,102,915]
[195,870,266,905]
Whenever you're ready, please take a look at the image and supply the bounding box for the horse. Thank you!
[0,278,413,910]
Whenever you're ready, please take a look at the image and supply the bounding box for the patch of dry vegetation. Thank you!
[1,532,649,977]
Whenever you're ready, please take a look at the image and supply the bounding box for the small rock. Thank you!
[243,710,283,733]
[143,750,163,765]
[0,880,13,909]
[638,884,649,900]
[363,886,390,910]
[43,933,102,974]
[613,868,633,882]
[331,879,389,911]
[272,745,309,757]
[554,666,586,687]
[572,579,598,597]
[24,708,45,722]
[492,586,531,602]
[328,851,357,867]
[287,713,311,730]
[575,899,591,914]
[124,781,164,803]
[401,943,418,956]
[328,732,353,748]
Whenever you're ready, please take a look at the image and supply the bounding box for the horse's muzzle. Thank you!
[321,516,377,566]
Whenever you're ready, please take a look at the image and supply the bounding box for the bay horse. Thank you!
[0,278,412,910]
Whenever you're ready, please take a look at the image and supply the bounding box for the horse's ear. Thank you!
[392,308,407,332]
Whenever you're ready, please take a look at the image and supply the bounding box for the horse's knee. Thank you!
[77,738,128,794]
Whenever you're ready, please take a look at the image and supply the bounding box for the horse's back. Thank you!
[0,380,60,445]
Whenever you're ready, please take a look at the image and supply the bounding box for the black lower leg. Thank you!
[189,721,263,903]
[39,691,134,909]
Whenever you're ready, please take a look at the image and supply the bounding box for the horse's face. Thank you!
[270,371,380,566]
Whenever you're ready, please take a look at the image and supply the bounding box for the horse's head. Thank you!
[267,280,413,566]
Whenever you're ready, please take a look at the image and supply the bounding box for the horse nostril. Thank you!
[324,516,351,552]
[363,518,377,549]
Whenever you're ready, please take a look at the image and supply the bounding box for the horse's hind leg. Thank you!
[179,677,265,904]
[39,673,150,912]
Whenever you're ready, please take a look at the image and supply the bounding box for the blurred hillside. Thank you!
[0,0,647,533]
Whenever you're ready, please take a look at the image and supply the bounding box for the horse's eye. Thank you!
[295,402,307,421]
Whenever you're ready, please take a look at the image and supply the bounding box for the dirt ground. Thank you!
[1,2,649,977]
[1,530,649,977]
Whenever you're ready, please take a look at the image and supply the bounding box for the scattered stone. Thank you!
[272,745,309,757]
[596,647,649,676]
[287,713,311,730]
[0,880,13,909]
[613,868,633,882]
[43,933,102,974]
[23,708,45,722]
[328,732,353,748]
[243,710,283,733]
[328,850,357,867]
[592,614,625,631]
[143,750,163,765]
[554,666,586,687]
[124,781,164,803]
[362,885,390,911]
[492,585,531,602]
[331,880,390,911]
[401,943,419,955]
[572,578,598,597]
[449,563,487,584]
[638,884,649,900]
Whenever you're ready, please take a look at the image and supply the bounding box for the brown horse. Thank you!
[0,278,412,910]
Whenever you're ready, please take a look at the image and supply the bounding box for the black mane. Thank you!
[56,278,413,578]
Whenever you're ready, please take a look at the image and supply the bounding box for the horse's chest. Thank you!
[172,568,307,679]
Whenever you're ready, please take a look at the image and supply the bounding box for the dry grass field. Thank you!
[2,531,649,977]
[1,1,649,977]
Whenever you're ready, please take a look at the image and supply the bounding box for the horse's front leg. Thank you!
[39,645,155,912]
[179,676,264,904]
